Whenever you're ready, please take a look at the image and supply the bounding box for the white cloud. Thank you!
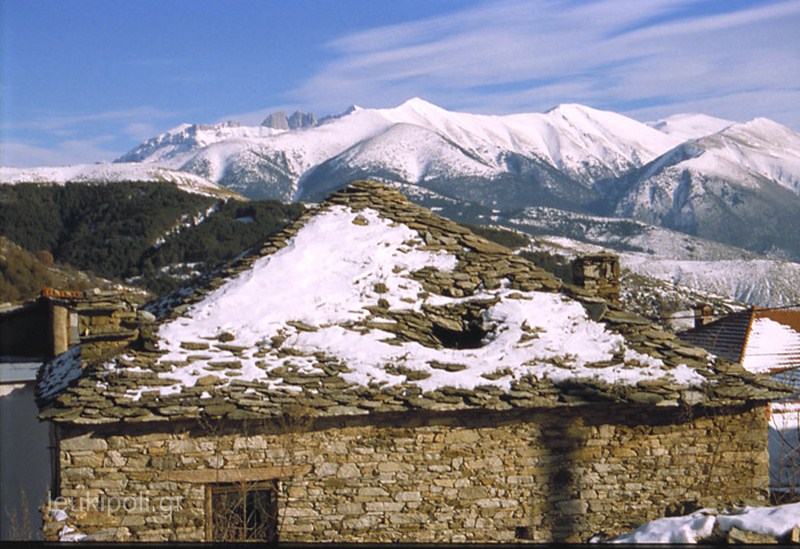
[0,106,184,167]
[0,138,121,168]
[293,0,800,129]
[124,122,159,141]
[5,106,177,135]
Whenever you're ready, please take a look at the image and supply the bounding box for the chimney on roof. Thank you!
[693,304,714,329]
[571,253,620,303]
[41,288,148,361]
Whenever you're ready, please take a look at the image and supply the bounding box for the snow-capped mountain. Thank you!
[8,98,799,309]
[609,118,800,259]
[0,162,243,199]
[646,113,734,141]
[113,98,800,261]
[117,98,685,202]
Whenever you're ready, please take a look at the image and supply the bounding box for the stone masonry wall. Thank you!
[43,404,769,543]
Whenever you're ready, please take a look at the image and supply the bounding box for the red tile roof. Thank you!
[679,308,800,375]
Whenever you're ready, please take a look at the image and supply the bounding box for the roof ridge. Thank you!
[738,307,758,364]
[146,180,560,322]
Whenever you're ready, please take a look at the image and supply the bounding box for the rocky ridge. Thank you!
[37,182,792,425]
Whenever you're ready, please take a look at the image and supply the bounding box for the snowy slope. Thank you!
[0,162,242,199]
[624,256,800,308]
[500,207,800,308]
[641,118,800,195]
[647,113,734,141]
[611,118,800,260]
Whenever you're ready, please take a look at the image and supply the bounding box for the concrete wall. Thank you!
[43,404,769,543]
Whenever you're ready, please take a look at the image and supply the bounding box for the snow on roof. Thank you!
[37,347,81,403]
[36,182,791,423]
[743,316,800,374]
[135,203,701,400]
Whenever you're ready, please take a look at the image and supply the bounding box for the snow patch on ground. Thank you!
[609,502,800,543]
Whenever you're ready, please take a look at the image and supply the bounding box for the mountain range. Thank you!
[110,98,800,261]
[2,98,799,309]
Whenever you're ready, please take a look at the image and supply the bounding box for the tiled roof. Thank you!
[679,308,800,375]
[678,311,753,363]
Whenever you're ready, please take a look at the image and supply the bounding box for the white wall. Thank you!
[768,401,800,497]
[0,382,51,540]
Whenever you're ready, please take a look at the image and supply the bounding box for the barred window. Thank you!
[208,481,278,542]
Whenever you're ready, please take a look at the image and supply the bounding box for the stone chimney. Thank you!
[42,288,148,362]
[693,304,714,329]
[570,253,620,303]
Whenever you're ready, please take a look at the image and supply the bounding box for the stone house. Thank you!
[37,181,792,543]
[1,288,145,540]
[679,307,800,498]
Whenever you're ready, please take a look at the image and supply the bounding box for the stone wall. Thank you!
[43,404,769,543]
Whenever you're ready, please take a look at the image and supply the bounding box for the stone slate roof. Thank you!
[37,181,791,425]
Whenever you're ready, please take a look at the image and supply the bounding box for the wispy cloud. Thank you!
[293,0,800,127]
[5,106,178,136]
[1,106,184,168]
[0,137,121,168]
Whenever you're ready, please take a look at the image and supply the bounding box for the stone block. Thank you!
[313,460,339,479]
[556,499,588,516]
[337,502,365,515]
[365,501,405,513]
[62,434,108,452]
[395,491,422,502]
[336,463,360,478]
[459,486,489,499]
[358,486,390,497]
[726,526,778,544]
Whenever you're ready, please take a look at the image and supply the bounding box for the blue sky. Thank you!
[1,0,798,167]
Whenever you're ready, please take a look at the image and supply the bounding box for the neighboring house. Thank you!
[0,289,145,540]
[0,292,71,541]
[679,307,800,498]
[36,181,791,543]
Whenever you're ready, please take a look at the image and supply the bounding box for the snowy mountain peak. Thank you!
[380,97,456,124]
[730,116,798,140]
[398,96,439,110]
[648,113,734,141]
[546,102,603,117]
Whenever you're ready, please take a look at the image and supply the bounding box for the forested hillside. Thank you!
[0,183,304,298]
[0,236,124,303]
